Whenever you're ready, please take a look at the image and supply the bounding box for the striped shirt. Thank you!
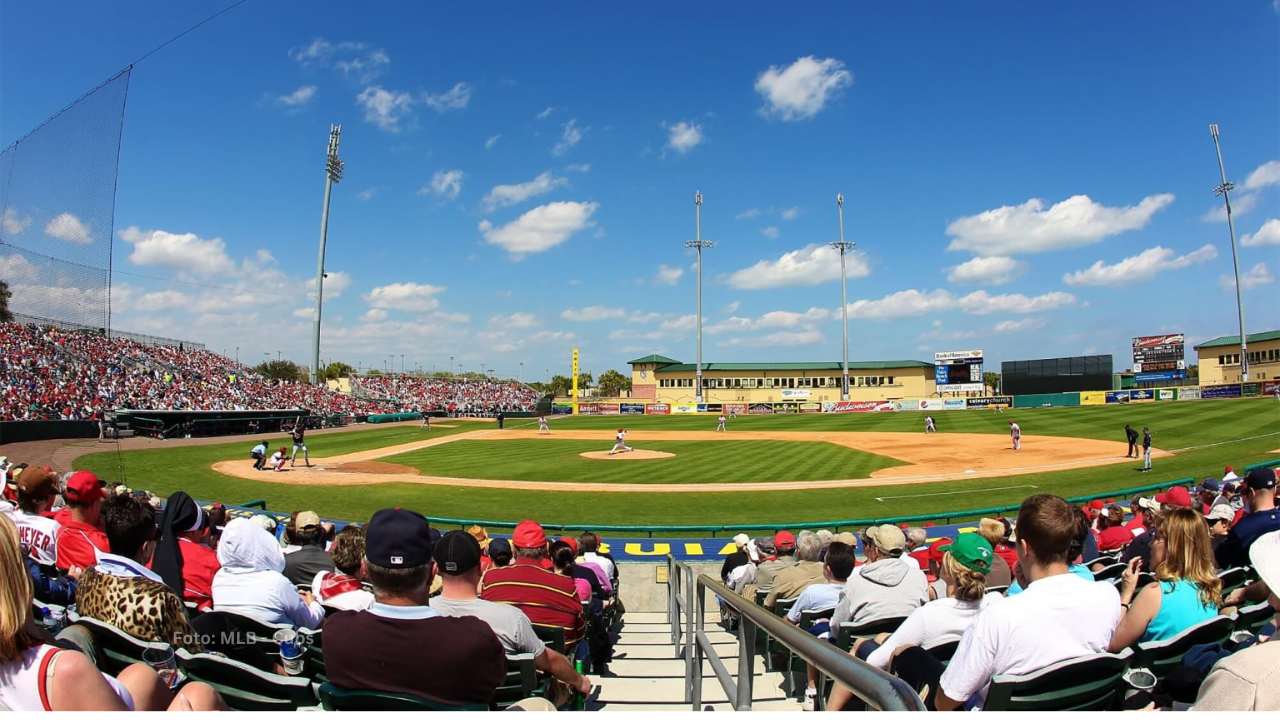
[479,558,584,646]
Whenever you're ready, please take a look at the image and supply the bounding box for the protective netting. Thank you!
[0,68,131,330]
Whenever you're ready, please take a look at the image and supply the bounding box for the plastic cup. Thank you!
[142,646,181,689]
[1124,668,1157,691]
[273,629,304,675]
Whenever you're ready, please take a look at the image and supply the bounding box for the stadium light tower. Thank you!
[1209,123,1248,395]
[831,193,855,401]
[311,124,343,385]
[685,191,713,403]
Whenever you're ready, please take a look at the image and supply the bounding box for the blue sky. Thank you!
[2,1,1278,380]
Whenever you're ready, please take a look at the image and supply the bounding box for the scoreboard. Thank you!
[1132,334,1186,373]
[934,350,984,393]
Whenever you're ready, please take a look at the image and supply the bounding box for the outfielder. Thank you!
[608,428,633,455]
[538,415,551,434]
[1009,421,1021,451]
[289,422,311,467]
[716,414,727,432]
[924,415,936,433]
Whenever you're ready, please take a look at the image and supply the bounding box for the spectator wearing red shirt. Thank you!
[480,520,585,648]
[1096,505,1134,552]
[151,492,220,611]
[1124,495,1148,534]
[54,471,109,572]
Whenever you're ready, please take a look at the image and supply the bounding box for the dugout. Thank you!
[109,409,340,439]
[1002,355,1112,395]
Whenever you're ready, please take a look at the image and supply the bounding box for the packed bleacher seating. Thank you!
[0,322,540,422]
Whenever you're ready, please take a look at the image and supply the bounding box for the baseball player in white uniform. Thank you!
[924,415,936,433]
[608,428,633,455]
[537,416,551,434]
[1009,421,1021,451]
[716,414,727,432]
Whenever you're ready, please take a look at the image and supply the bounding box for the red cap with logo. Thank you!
[63,470,105,504]
[774,531,796,550]
[559,536,579,554]
[512,520,547,549]
[1155,486,1193,509]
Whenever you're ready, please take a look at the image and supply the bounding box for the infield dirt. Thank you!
[209,428,1160,493]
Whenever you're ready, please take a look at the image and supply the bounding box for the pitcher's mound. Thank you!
[579,449,675,461]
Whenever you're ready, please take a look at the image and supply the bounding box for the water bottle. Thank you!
[573,659,586,710]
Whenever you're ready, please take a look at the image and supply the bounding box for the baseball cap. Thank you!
[15,465,58,499]
[1206,504,1236,522]
[1137,496,1162,512]
[926,537,954,565]
[488,537,512,558]
[1088,499,1105,510]
[435,530,482,575]
[250,514,278,533]
[559,536,579,554]
[295,510,321,530]
[1199,478,1223,493]
[833,531,857,546]
[774,531,796,551]
[365,508,433,568]
[466,524,491,549]
[1245,467,1278,491]
[732,532,750,547]
[865,524,907,554]
[511,520,547,549]
[63,470,104,504]
[1248,529,1280,599]
[1155,486,1193,509]
[948,533,994,574]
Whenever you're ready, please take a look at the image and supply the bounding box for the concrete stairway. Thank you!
[590,611,804,712]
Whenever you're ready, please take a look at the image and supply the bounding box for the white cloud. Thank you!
[736,208,761,220]
[726,244,870,290]
[946,256,1024,285]
[565,163,591,173]
[536,106,555,120]
[528,330,574,343]
[1,208,30,235]
[118,226,233,274]
[481,171,567,212]
[335,50,390,83]
[276,85,316,108]
[722,329,824,347]
[993,318,1045,334]
[552,118,585,156]
[1221,262,1274,291]
[422,82,472,112]
[306,270,351,299]
[842,288,1075,319]
[364,282,445,312]
[561,305,625,322]
[490,312,538,328]
[292,307,316,320]
[420,169,464,200]
[780,207,800,221]
[946,193,1174,256]
[1244,160,1280,190]
[485,134,501,150]
[654,264,684,285]
[723,301,740,314]
[356,86,414,131]
[44,213,93,245]
[0,253,37,282]
[1242,218,1280,247]
[708,307,832,335]
[1201,192,1258,222]
[660,314,696,332]
[760,225,780,239]
[956,289,1077,315]
[478,200,598,258]
[356,188,377,201]
[754,56,853,121]
[289,38,389,82]
[665,121,703,154]
[1063,244,1218,286]
[362,308,387,322]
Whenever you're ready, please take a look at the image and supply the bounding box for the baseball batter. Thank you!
[1009,421,1021,451]
[289,423,311,467]
[537,416,551,434]
[716,414,727,432]
[608,428,633,455]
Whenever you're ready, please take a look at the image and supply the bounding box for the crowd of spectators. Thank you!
[0,322,539,422]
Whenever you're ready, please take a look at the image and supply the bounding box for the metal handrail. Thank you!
[666,556,924,711]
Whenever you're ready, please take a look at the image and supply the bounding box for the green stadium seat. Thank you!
[983,651,1130,711]
[923,637,960,666]
[1217,567,1250,599]
[532,624,566,655]
[176,649,318,711]
[1091,562,1126,583]
[833,616,908,652]
[1133,615,1233,681]
[190,610,293,672]
[65,613,170,676]
[317,681,486,711]
[1233,602,1275,634]
[493,653,544,710]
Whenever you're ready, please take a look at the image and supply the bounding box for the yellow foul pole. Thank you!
[571,347,580,415]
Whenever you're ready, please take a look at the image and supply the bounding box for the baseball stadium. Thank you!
[2,2,1279,714]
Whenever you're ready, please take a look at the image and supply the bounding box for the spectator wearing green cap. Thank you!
[826,533,1003,711]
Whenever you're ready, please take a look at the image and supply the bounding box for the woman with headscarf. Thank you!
[151,492,220,611]
[211,518,324,629]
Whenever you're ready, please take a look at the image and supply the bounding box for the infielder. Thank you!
[1141,426,1153,472]
[608,428,633,455]
[716,414,727,432]
[421,413,431,430]
[1009,421,1021,451]
[924,415,936,433]
[289,422,311,467]
[537,415,551,434]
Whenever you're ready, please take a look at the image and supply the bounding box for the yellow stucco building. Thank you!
[627,354,937,407]
[1194,329,1280,386]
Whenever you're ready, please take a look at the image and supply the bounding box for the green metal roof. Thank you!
[653,360,933,373]
[627,354,681,365]
[1194,330,1280,349]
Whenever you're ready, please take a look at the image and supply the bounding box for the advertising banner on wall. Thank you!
[1136,370,1186,383]
[1080,391,1108,405]
[1106,391,1131,404]
[1157,389,1176,401]
[1264,380,1280,396]
[620,403,646,415]
[823,401,877,413]
[915,399,945,411]
[723,403,748,416]
[578,403,601,415]
[943,398,967,410]
[1130,389,1154,402]
[966,396,1012,408]
[1178,387,1201,401]
[780,388,811,400]
[800,403,822,413]
[644,403,671,415]
[598,403,620,415]
[672,403,698,414]
[748,403,775,414]
[1201,384,1241,399]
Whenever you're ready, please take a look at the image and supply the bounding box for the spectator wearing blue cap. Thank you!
[323,509,506,706]
[1215,468,1280,570]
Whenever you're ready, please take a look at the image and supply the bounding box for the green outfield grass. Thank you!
[384,439,901,483]
[71,398,1280,527]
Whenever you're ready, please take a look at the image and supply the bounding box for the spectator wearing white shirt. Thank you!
[212,518,324,629]
[932,494,1122,711]
[312,525,374,612]
[786,541,854,709]
[577,532,615,585]
[9,465,61,567]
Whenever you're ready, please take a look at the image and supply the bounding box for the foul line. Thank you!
[874,484,1039,502]
[1168,429,1280,454]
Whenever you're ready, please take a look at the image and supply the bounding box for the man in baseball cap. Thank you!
[1216,468,1280,569]
[1155,485,1193,511]
[832,524,928,628]
[756,530,798,593]
[1205,504,1236,554]
[54,470,110,572]
[324,509,508,706]
[480,521,585,647]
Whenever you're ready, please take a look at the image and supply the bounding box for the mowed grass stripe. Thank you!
[385,440,902,483]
